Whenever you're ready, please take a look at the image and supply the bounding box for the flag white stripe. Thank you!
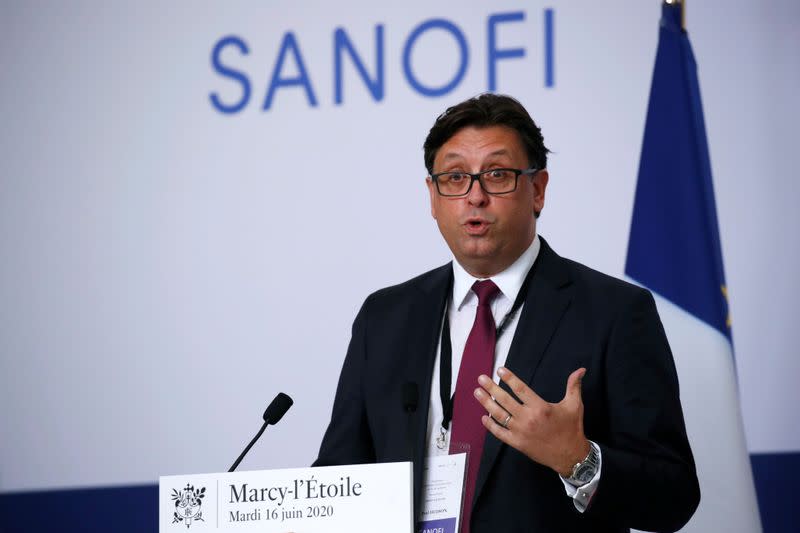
[629,285,761,533]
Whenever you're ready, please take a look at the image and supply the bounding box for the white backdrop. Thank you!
[1,0,798,498]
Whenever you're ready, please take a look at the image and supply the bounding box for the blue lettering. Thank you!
[544,8,555,88]
[263,32,318,110]
[334,25,385,104]
[487,12,526,92]
[402,19,468,98]
[209,9,557,112]
[209,35,251,114]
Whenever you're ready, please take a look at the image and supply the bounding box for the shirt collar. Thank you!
[451,234,541,310]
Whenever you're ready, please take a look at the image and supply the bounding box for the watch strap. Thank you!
[567,441,600,487]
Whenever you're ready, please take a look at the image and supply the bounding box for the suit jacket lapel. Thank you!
[473,237,573,504]
[404,264,452,512]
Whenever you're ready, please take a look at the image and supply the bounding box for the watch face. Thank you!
[575,464,595,482]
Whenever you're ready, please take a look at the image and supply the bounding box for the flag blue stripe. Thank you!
[625,2,730,339]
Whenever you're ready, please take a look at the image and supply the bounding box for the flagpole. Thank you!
[664,0,686,31]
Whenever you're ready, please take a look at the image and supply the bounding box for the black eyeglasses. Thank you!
[430,168,539,197]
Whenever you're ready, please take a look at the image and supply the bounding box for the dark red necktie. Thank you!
[450,279,500,533]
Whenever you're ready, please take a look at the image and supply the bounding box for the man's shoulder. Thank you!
[564,257,644,295]
[365,263,451,306]
[542,239,652,305]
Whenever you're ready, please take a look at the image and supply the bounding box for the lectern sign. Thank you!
[159,462,413,532]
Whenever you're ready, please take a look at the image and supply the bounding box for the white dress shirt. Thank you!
[424,235,601,511]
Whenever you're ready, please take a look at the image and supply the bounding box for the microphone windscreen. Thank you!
[402,382,419,413]
[263,392,293,425]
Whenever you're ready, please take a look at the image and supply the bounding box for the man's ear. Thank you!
[532,169,549,215]
[426,177,438,219]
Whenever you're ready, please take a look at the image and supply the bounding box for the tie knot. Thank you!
[472,279,500,306]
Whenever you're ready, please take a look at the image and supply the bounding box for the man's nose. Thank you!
[466,176,490,206]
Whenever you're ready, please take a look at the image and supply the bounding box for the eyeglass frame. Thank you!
[429,167,540,197]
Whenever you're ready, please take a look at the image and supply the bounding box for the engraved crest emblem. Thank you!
[172,484,206,528]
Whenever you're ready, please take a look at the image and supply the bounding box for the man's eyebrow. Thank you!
[486,149,513,158]
[440,148,513,161]
[440,152,464,162]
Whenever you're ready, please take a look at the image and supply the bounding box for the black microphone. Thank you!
[229,393,293,472]
[263,392,293,424]
[402,382,419,468]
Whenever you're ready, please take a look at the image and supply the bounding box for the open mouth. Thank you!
[464,218,490,234]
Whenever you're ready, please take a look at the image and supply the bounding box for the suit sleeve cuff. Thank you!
[559,441,602,512]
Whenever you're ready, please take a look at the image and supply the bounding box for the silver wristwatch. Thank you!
[566,442,600,487]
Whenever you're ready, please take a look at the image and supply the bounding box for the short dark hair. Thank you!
[423,93,550,175]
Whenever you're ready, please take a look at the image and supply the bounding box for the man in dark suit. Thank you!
[314,94,700,532]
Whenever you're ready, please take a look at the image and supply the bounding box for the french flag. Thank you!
[625,3,761,532]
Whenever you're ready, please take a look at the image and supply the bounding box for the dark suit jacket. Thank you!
[314,237,700,532]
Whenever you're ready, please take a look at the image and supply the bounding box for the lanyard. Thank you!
[437,261,538,449]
